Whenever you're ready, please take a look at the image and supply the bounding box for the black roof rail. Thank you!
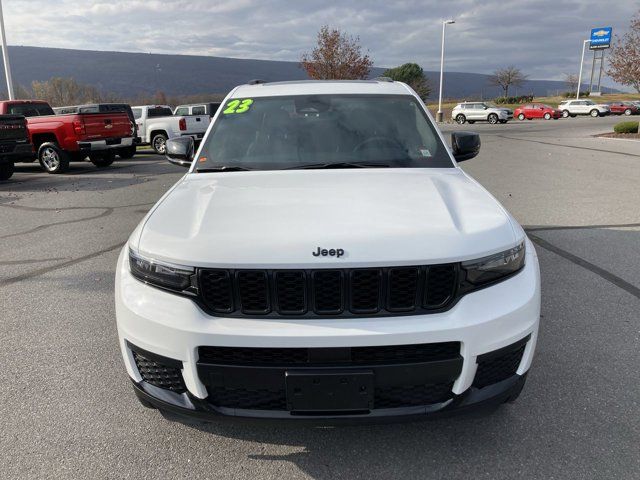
[247,79,266,85]
[375,77,394,82]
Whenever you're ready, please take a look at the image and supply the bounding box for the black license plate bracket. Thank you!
[285,370,374,412]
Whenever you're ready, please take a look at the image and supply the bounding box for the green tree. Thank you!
[383,63,431,100]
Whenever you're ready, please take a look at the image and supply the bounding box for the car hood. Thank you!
[136,169,519,268]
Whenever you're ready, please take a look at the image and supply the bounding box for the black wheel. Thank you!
[38,142,70,174]
[517,113,525,121]
[590,109,599,117]
[544,113,552,120]
[488,113,499,124]
[455,114,466,124]
[0,162,14,180]
[91,150,115,168]
[152,133,168,154]
[118,145,136,159]
[562,110,570,118]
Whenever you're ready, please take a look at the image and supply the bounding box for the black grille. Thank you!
[198,265,458,317]
[208,387,287,410]
[473,340,527,389]
[374,382,454,408]
[198,342,460,366]
[132,351,186,393]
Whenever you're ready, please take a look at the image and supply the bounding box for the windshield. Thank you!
[195,94,453,171]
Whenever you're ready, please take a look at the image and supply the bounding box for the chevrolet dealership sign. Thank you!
[590,27,612,50]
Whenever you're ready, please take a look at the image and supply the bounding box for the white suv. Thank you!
[558,99,611,118]
[116,80,540,421]
[452,102,513,125]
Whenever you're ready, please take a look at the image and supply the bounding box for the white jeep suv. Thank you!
[452,102,513,125]
[116,80,540,421]
[558,99,610,118]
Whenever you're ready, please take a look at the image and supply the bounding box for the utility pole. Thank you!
[0,0,14,100]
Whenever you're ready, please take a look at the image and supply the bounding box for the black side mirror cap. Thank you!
[165,137,195,167]
[451,131,481,162]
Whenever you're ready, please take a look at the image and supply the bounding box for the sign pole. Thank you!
[576,40,588,99]
[596,50,605,93]
[588,50,596,93]
[0,0,14,100]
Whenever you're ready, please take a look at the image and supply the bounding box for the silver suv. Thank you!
[452,102,513,125]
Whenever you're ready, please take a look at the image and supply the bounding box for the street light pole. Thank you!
[576,39,589,100]
[437,19,455,123]
[0,0,14,100]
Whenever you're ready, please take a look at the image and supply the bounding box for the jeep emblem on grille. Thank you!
[313,247,345,258]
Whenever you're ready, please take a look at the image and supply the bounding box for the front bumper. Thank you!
[115,239,540,420]
[78,136,134,152]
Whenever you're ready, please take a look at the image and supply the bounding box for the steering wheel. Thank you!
[352,136,405,154]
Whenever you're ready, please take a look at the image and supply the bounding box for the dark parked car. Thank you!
[608,102,639,116]
[0,115,33,180]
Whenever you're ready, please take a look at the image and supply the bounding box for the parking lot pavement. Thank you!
[1,120,639,480]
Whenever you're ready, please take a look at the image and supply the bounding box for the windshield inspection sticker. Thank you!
[223,99,254,114]
[419,148,432,157]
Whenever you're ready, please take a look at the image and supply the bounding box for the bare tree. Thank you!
[488,66,528,97]
[564,73,579,93]
[301,26,373,80]
[607,11,640,93]
[31,77,102,106]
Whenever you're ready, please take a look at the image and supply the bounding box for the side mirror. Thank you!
[166,137,195,167]
[451,132,481,162]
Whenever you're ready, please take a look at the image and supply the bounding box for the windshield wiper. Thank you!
[196,166,253,172]
[286,162,390,170]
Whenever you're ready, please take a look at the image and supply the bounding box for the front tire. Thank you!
[624,109,632,116]
[38,142,69,174]
[91,151,115,168]
[517,113,526,121]
[488,113,499,124]
[590,109,599,117]
[544,113,552,120]
[118,146,136,159]
[0,162,14,180]
[455,114,466,125]
[152,133,168,154]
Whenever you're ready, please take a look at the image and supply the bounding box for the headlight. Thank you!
[462,241,525,286]
[129,249,194,291]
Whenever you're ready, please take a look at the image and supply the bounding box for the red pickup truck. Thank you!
[0,100,135,173]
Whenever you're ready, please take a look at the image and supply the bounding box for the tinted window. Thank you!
[197,94,453,172]
[192,106,206,115]
[147,107,173,118]
[8,103,55,116]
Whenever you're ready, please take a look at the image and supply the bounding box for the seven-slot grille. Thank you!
[198,265,458,317]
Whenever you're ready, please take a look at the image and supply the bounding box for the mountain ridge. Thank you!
[0,45,619,100]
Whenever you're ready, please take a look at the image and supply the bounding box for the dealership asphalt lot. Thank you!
[1,116,639,479]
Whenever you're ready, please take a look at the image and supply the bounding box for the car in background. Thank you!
[558,99,610,118]
[132,105,210,154]
[514,103,562,120]
[608,102,638,116]
[0,115,32,180]
[174,102,222,119]
[0,100,135,173]
[54,103,138,158]
[452,102,513,125]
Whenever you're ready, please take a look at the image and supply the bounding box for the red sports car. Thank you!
[514,103,562,120]
[608,102,639,116]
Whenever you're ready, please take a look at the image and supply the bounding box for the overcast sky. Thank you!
[4,0,638,83]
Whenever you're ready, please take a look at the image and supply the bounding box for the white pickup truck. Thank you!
[132,105,210,154]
